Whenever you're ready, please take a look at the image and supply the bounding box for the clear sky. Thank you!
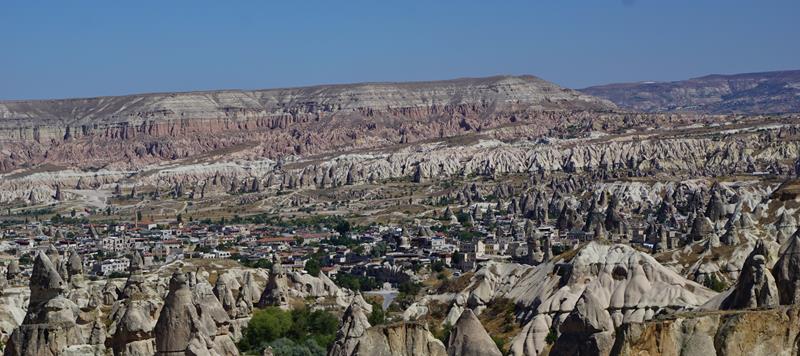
[1,0,798,100]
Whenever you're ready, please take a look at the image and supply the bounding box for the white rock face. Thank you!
[447,309,502,356]
[509,314,551,356]
[445,242,716,356]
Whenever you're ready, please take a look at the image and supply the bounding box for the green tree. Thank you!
[239,307,338,355]
[398,281,421,296]
[431,259,445,272]
[334,219,351,237]
[240,307,293,351]
[305,258,321,277]
[18,253,33,265]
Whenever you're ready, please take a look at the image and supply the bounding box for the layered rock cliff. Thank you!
[0,75,614,173]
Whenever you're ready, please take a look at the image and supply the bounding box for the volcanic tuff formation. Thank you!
[3,72,800,356]
[581,69,800,114]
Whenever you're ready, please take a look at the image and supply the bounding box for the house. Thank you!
[100,236,130,252]
[153,239,183,259]
[94,258,130,275]
[430,236,446,250]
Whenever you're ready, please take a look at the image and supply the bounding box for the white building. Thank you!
[100,236,130,252]
[95,258,130,275]
[214,250,231,259]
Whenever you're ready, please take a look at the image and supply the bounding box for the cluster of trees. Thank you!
[233,255,274,269]
[238,307,339,356]
[50,214,88,224]
[398,281,421,296]
[333,274,380,292]
[325,236,359,248]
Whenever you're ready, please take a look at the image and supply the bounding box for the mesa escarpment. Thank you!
[0,75,614,173]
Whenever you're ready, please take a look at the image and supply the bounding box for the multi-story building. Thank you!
[94,258,130,275]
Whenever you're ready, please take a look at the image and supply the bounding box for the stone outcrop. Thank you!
[258,258,290,309]
[66,249,83,281]
[330,321,446,356]
[719,240,779,309]
[2,115,798,207]
[5,261,20,285]
[4,253,102,356]
[447,242,714,326]
[773,229,800,305]
[447,309,502,356]
[550,289,614,356]
[154,271,238,356]
[611,307,800,356]
[328,299,372,356]
[509,314,551,356]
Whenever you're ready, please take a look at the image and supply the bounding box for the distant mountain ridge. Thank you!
[580,69,800,114]
[0,75,614,128]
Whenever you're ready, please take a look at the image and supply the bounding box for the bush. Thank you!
[398,281,421,296]
[703,274,727,292]
[492,336,506,352]
[267,338,325,356]
[368,301,385,325]
[545,329,558,345]
[333,274,379,292]
[334,220,351,237]
[431,259,446,273]
[432,322,452,345]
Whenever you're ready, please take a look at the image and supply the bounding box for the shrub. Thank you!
[545,329,558,345]
[368,301,385,325]
[703,274,727,292]
[432,322,452,345]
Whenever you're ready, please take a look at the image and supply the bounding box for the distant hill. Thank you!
[0,75,614,128]
[580,70,800,114]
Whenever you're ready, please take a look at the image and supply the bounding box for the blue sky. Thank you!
[1,0,798,100]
